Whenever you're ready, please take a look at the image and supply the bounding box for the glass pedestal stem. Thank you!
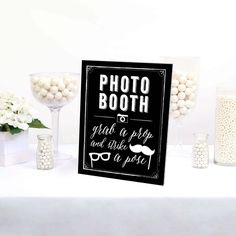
[50,107,61,157]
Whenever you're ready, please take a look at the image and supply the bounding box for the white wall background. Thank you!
[1,0,236,144]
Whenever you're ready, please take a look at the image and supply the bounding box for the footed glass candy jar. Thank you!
[30,72,79,159]
[215,86,236,165]
[36,134,54,170]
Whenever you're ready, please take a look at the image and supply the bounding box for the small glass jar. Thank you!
[215,86,236,165]
[36,134,54,170]
[192,133,209,168]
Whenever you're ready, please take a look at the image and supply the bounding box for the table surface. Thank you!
[0,145,235,198]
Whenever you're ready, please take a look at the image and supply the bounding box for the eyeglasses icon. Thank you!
[89,152,111,168]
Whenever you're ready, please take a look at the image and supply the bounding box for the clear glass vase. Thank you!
[192,133,209,168]
[36,134,53,170]
[215,86,236,166]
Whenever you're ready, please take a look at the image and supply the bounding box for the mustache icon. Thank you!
[129,144,155,156]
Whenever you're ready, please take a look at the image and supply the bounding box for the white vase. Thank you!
[0,131,30,166]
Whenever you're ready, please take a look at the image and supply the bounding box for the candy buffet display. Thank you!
[192,133,209,168]
[36,134,54,170]
[30,73,79,159]
[215,87,236,165]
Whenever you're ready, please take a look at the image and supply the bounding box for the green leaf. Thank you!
[9,127,23,135]
[0,124,11,132]
[0,124,23,135]
[29,119,48,129]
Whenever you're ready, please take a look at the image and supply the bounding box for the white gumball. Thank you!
[186,80,193,87]
[51,78,58,86]
[179,75,187,84]
[171,103,178,111]
[171,88,178,95]
[38,78,45,87]
[171,95,178,103]
[55,92,63,100]
[62,88,70,97]
[40,88,47,97]
[185,88,192,96]
[63,77,71,86]
[43,82,51,90]
[177,99,185,108]
[172,79,179,87]
[34,85,40,93]
[185,100,193,108]
[178,92,186,100]
[58,82,66,91]
[67,83,75,91]
[180,107,188,115]
[178,84,186,92]
[173,110,180,118]
[50,86,58,94]
[46,93,54,101]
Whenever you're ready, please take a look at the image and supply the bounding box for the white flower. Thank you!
[0,92,36,131]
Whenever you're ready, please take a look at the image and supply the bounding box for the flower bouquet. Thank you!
[0,92,47,166]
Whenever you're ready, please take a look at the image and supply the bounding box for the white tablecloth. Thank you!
[1,145,236,236]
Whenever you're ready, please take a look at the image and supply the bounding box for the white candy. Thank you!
[40,88,47,97]
[178,84,186,92]
[173,110,180,118]
[34,85,40,93]
[58,83,65,91]
[51,78,58,86]
[46,93,54,100]
[43,82,51,90]
[185,100,193,108]
[171,95,178,103]
[178,76,187,84]
[180,107,187,114]
[178,92,186,100]
[50,86,58,94]
[171,88,178,95]
[186,80,193,87]
[67,83,75,91]
[55,92,62,100]
[172,79,179,87]
[62,89,70,97]
[185,88,192,96]
[177,99,185,108]
[171,103,178,111]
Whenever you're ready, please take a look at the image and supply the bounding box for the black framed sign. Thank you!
[78,60,172,185]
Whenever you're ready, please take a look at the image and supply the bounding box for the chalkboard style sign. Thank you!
[78,60,172,185]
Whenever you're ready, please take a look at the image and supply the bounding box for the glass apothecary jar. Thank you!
[36,134,54,170]
[192,133,209,168]
[215,86,236,166]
